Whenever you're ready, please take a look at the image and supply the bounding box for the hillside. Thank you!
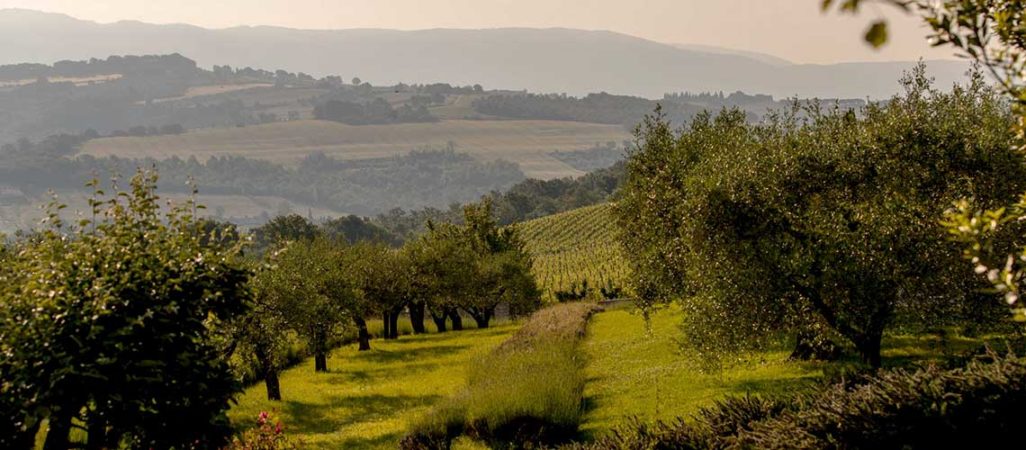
[80,119,630,180]
[518,203,629,300]
[0,9,969,99]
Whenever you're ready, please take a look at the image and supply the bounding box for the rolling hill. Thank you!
[0,9,968,99]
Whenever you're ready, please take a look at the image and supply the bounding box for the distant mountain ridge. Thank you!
[0,8,969,99]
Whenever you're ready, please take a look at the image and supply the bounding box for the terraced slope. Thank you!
[518,203,629,300]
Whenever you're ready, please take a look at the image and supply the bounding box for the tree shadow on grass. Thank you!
[352,343,471,365]
[332,432,406,450]
[284,392,443,435]
[325,360,447,384]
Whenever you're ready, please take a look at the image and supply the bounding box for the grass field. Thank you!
[580,306,823,437]
[229,323,519,449]
[80,119,630,179]
[519,204,630,300]
[580,305,1008,438]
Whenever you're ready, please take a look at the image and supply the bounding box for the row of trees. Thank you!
[0,172,540,448]
[237,199,541,401]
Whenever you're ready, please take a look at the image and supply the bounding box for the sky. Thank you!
[0,0,958,64]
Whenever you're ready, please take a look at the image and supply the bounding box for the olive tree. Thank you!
[0,172,251,449]
[827,0,1026,322]
[616,69,1025,367]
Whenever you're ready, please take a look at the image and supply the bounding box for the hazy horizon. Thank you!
[0,0,960,65]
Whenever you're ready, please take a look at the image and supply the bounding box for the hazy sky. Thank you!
[0,0,958,64]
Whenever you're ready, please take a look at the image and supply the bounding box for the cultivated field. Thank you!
[519,203,630,300]
[79,119,631,179]
[147,83,274,103]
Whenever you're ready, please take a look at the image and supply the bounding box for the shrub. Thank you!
[402,302,600,449]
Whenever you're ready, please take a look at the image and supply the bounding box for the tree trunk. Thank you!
[856,332,883,368]
[255,343,282,400]
[469,308,493,329]
[448,309,463,331]
[431,310,448,332]
[387,310,401,339]
[382,311,392,339]
[354,316,371,351]
[314,352,328,372]
[410,301,427,334]
[85,413,109,450]
[264,368,282,401]
[43,408,73,450]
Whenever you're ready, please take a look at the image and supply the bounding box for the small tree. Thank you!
[351,242,413,343]
[0,172,251,449]
[264,238,352,372]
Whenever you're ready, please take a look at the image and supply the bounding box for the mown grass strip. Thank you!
[402,302,601,449]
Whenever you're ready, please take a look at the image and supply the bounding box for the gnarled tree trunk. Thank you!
[354,316,371,351]
[430,309,448,332]
[448,308,463,331]
[255,343,282,400]
[409,301,427,334]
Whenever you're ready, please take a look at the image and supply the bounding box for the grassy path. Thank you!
[229,323,518,449]
[580,307,823,437]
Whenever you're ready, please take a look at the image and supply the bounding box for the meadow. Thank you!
[80,119,630,179]
[229,322,519,449]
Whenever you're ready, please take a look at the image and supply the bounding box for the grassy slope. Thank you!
[519,204,630,301]
[80,119,629,180]
[229,323,518,450]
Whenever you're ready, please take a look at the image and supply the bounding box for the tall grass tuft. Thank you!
[402,302,600,449]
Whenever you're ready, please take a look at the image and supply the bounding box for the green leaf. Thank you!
[865,21,889,48]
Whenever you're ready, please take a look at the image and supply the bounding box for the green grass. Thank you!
[229,323,519,449]
[406,303,599,448]
[519,204,630,301]
[579,306,1007,438]
[580,306,824,437]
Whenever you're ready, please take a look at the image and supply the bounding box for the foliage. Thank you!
[321,214,400,246]
[0,171,251,449]
[410,199,542,329]
[253,214,320,250]
[402,302,600,449]
[260,237,354,372]
[0,148,526,218]
[615,69,1026,366]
